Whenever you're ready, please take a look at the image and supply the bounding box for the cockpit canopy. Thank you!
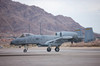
[20,33,34,37]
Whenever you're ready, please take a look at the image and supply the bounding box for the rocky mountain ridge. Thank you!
[0,0,84,35]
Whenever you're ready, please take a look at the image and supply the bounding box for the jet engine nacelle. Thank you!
[55,31,78,37]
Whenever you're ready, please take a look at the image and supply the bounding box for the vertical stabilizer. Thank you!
[84,27,95,43]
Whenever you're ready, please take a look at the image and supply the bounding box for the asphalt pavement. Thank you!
[0,47,100,66]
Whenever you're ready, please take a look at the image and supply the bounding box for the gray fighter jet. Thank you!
[10,28,95,52]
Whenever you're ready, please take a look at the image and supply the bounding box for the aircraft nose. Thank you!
[10,41,14,45]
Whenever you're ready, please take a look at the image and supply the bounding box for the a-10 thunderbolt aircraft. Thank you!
[10,28,95,52]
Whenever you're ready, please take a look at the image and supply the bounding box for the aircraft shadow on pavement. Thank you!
[0,54,60,57]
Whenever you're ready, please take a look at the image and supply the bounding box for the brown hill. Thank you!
[0,0,84,35]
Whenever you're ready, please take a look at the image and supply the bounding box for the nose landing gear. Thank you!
[47,47,51,52]
[23,49,27,52]
[23,45,28,53]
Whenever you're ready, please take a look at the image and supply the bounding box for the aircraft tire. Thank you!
[23,49,27,53]
[19,46,21,48]
[47,47,51,52]
[55,47,60,52]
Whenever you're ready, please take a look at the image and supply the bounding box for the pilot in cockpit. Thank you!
[20,33,34,37]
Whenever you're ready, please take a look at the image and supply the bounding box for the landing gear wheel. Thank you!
[23,49,27,53]
[19,46,21,48]
[55,47,60,52]
[47,47,51,52]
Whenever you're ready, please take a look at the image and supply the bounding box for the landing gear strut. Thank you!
[71,41,73,44]
[47,47,51,52]
[55,47,60,52]
[23,45,28,53]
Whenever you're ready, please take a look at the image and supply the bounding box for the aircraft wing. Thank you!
[45,36,73,45]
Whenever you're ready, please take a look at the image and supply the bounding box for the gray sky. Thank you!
[13,0,100,33]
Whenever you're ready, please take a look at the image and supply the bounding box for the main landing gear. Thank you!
[55,47,60,52]
[47,47,60,52]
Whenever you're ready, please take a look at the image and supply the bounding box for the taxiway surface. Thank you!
[0,47,100,66]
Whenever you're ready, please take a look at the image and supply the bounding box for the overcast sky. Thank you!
[13,0,100,33]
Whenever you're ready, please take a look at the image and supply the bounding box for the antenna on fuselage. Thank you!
[29,23,30,33]
[40,22,42,35]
